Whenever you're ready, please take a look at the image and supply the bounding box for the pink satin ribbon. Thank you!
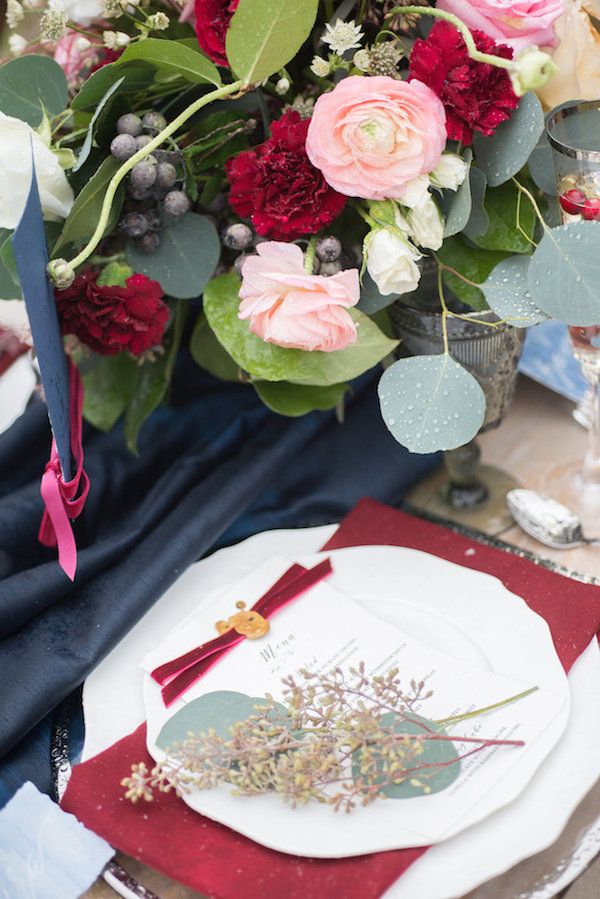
[152,558,333,706]
[38,361,89,581]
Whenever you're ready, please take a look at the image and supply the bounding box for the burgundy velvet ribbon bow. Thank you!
[38,361,90,582]
[151,558,333,706]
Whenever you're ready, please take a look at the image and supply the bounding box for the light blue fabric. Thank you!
[519,321,587,403]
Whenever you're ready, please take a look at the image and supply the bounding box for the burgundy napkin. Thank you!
[62,499,600,899]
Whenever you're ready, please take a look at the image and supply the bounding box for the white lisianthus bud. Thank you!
[276,77,290,95]
[103,30,131,49]
[510,47,558,96]
[310,56,331,78]
[0,112,74,229]
[396,175,430,209]
[147,11,169,30]
[402,194,444,251]
[48,258,76,290]
[8,33,28,55]
[6,0,24,29]
[430,154,468,192]
[366,229,421,297]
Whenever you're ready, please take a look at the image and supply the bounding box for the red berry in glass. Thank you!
[559,188,587,216]
[582,198,600,220]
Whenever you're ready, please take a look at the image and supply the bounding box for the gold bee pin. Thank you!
[215,601,270,640]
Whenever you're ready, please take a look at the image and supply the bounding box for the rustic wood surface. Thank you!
[84,376,600,899]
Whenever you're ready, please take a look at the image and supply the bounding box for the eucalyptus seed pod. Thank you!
[222,222,253,251]
[110,133,137,161]
[142,111,167,134]
[163,190,191,218]
[116,113,143,137]
[130,161,157,191]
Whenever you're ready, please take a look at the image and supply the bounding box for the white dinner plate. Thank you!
[82,526,600,894]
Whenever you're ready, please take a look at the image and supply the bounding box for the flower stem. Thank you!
[434,686,539,727]
[386,5,515,72]
[59,79,245,275]
[437,264,450,355]
[304,236,318,274]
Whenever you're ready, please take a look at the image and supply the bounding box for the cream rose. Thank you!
[366,229,422,297]
[537,1,600,108]
[0,113,74,230]
[306,76,447,201]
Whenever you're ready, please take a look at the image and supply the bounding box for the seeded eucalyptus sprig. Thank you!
[123,663,533,812]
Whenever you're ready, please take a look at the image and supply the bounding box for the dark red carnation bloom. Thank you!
[89,48,124,75]
[57,271,169,356]
[194,0,239,66]
[225,110,347,240]
[409,21,519,146]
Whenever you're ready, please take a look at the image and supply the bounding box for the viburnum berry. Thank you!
[583,198,600,220]
[559,189,587,216]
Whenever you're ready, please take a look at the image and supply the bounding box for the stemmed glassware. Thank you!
[545,101,600,521]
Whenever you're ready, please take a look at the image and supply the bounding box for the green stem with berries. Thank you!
[54,79,245,279]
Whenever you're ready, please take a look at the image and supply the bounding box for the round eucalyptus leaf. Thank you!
[357,272,399,314]
[528,221,600,325]
[0,55,68,127]
[378,354,486,454]
[127,213,220,299]
[473,92,544,188]
[482,256,548,326]
[442,149,472,238]
[351,713,461,799]
[528,130,557,197]
[463,167,489,240]
[156,690,288,751]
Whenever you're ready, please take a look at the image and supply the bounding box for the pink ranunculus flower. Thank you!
[53,32,99,85]
[238,242,359,353]
[305,76,447,201]
[437,0,564,51]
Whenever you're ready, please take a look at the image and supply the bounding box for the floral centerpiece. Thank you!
[0,0,598,456]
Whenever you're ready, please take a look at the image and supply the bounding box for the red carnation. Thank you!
[409,21,519,146]
[194,0,239,67]
[225,110,347,240]
[56,271,169,356]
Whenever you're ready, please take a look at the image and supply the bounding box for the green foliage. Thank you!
[481,255,547,326]
[357,272,399,315]
[471,181,536,254]
[117,38,221,87]
[226,0,319,84]
[190,313,241,381]
[462,166,488,240]
[72,77,125,173]
[203,272,398,387]
[53,157,124,253]
[527,221,600,326]
[156,691,287,750]
[0,230,18,299]
[352,713,461,798]
[473,92,544,187]
[441,150,473,238]
[82,354,138,432]
[254,380,348,416]
[127,213,220,300]
[378,354,486,453]
[185,110,252,174]
[71,62,155,112]
[0,55,68,127]
[437,236,509,311]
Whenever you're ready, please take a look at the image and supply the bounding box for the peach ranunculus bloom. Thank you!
[437,0,564,52]
[238,242,359,353]
[537,1,600,108]
[305,76,447,201]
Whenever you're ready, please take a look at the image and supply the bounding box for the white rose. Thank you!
[367,229,421,297]
[396,175,431,209]
[0,300,31,344]
[0,113,74,230]
[403,194,444,251]
[430,154,469,191]
[53,0,104,26]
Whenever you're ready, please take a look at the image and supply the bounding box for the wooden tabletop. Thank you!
[85,375,600,899]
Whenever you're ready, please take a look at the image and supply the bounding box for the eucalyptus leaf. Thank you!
[351,713,460,799]
[377,354,486,453]
[190,313,240,381]
[226,0,319,84]
[82,353,138,432]
[357,272,399,314]
[481,255,547,326]
[437,236,509,311]
[254,380,348,416]
[0,55,68,127]
[72,62,155,112]
[156,691,288,750]
[126,213,220,299]
[203,272,398,387]
[528,221,600,326]
[72,77,124,173]
[474,92,544,187]
[463,167,488,240]
[442,149,472,238]
[53,156,124,253]
[471,180,535,254]
[528,129,557,196]
[117,38,221,87]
